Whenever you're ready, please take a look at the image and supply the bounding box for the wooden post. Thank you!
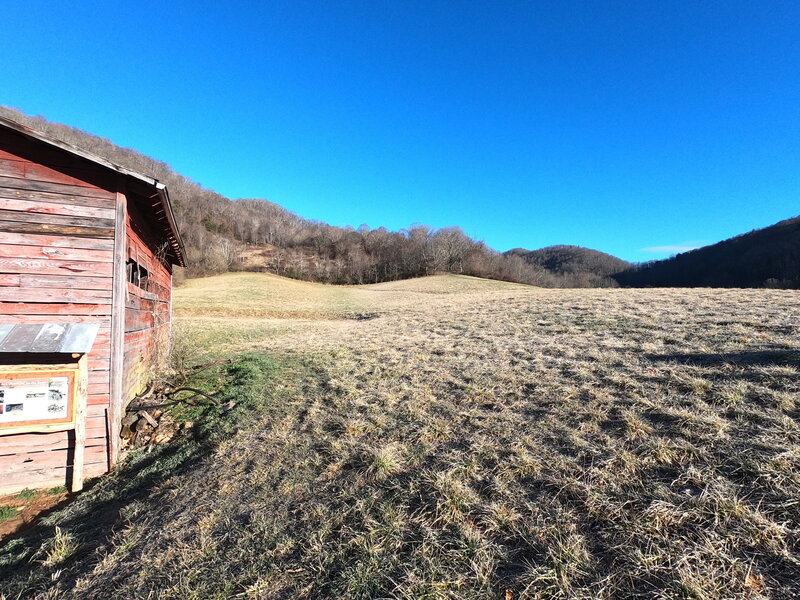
[71,354,88,492]
[108,188,128,467]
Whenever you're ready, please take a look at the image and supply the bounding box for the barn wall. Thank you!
[0,141,114,493]
[123,203,172,405]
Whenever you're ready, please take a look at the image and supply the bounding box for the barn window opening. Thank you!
[126,259,149,289]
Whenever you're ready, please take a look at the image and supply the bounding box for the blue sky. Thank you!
[2,1,798,261]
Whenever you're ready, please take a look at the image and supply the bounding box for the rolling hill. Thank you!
[1,105,797,288]
[615,216,800,288]
[506,245,631,287]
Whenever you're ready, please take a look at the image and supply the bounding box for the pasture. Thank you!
[1,273,799,599]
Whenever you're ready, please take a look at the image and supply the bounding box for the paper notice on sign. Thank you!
[0,377,69,423]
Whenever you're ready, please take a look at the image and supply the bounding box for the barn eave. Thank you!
[0,116,186,267]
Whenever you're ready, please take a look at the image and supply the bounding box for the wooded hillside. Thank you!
[3,106,796,289]
[615,216,800,289]
[0,107,611,287]
[506,245,631,287]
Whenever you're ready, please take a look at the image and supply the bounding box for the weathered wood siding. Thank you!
[123,203,172,404]
[0,137,114,493]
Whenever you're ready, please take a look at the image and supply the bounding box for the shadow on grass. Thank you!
[646,349,799,368]
[1,442,207,583]
[0,354,278,598]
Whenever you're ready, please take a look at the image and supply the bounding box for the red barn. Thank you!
[0,117,185,494]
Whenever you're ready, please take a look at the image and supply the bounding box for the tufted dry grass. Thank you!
[2,273,798,599]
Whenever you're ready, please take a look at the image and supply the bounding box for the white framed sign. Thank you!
[0,369,77,435]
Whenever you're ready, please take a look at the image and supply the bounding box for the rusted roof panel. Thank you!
[0,323,100,354]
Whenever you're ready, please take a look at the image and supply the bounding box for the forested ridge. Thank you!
[615,216,800,289]
[0,106,619,287]
[506,245,631,288]
[2,106,797,289]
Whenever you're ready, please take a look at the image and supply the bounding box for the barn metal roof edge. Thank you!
[0,323,101,354]
[0,116,186,267]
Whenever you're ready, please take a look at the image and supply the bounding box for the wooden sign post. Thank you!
[73,354,88,492]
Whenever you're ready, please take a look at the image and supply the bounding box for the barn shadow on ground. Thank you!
[0,354,277,598]
[0,419,216,594]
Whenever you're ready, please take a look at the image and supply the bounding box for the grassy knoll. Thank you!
[2,273,799,599]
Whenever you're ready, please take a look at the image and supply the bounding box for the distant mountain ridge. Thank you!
[1,105,796,289]
[614,216,800,289]
[505,245,631,287]
[0,106,578,287]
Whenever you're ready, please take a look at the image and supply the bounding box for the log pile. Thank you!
[119,359,238,453]
[120,406,185,452]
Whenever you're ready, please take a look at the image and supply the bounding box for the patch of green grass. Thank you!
[14,489,38,501]
[47,486,68,495]
[38,526,78,567]
[0,506,18,523]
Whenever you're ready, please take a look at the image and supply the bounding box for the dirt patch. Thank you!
[0,490,70,540]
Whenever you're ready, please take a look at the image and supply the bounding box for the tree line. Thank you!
[614,216,800,289]
[4,106,795,289]
[179,196,624,286]
[1,106,618,287]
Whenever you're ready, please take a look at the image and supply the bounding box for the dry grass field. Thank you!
[2,273,799,599]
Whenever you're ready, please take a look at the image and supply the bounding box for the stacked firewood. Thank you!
[119,359,238,452]
[120,405,185,452]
